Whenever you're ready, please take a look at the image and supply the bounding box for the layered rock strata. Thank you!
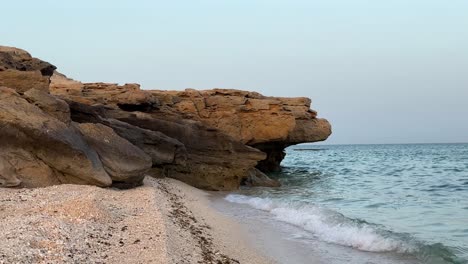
[0,46,56,93]
[0,46,332,190]
[148,89,332,172]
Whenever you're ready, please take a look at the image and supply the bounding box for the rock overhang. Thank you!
[0,45,331,190]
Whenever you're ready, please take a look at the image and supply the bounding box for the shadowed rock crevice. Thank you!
[117,102,157,112]
[66,101,188,169]
[252,142,288,172]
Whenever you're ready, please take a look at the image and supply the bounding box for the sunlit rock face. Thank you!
[0,45,331,190]
[0,46,56,93]
[148,88,332,172]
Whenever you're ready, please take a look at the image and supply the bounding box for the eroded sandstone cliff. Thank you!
[0,46,331,190]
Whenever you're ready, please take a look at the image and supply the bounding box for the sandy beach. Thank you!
[0,177,272,264]
[2,2,466,262]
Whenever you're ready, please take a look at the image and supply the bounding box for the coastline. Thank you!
[210,193,424,264]
[0,177,271,264]
[158,178,273,264]
[0,45,330,263]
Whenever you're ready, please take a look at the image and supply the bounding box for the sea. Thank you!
[212,143,468,264]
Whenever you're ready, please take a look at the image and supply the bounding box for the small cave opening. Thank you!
[111,180,144,189]
[252,142,289,173]
[117,103,157,112]
[67,101,105,124]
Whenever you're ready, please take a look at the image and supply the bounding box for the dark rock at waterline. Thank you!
[243,168,281,188]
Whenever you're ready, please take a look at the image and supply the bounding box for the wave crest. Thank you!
[225,194,415,253]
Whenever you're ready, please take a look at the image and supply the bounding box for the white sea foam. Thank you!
[225,194,416,253]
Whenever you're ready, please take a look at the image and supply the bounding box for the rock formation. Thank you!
[0,45,332,190]
[148,89,332,172]
[0,46,56,93]
[0,87,111,187]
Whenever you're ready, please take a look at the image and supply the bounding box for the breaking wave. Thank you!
[225,194,462,263]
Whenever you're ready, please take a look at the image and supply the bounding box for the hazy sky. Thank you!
[2,0,468,144]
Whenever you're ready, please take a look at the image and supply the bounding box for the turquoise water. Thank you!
[225,143,468,264]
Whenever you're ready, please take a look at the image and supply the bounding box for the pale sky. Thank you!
[2,0,468,144]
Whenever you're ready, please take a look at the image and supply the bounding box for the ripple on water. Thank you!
[271,143,468,263]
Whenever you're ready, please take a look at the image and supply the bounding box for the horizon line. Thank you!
[302,142,468,146]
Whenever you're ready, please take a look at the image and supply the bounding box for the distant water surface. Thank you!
[224,143,468,264]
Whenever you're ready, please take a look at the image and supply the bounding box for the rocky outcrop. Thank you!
[65,100,266,190]
[0,46,152,188]
[0,87,111,187]
[148,89,332,172]
[49,80,331,189]
[109,112,267,190]
[51,73,158,110]
[1,45,331,190]
[150,89,318,144]
[0,46,56,93]
[48,77,331,189]
[0,86,153,188]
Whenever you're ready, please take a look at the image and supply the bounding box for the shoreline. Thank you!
[210,192,425,264]
[157,178,273,264]
[0,169,458,264]
[0,177,272,264]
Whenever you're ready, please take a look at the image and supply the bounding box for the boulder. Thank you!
[100,118,188,167]
[0,87,112,187]
[0,150,22,187]
[77,123,152,188]
[243,168,281,187]
[23,88,71,124]
[0,147,61,188]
